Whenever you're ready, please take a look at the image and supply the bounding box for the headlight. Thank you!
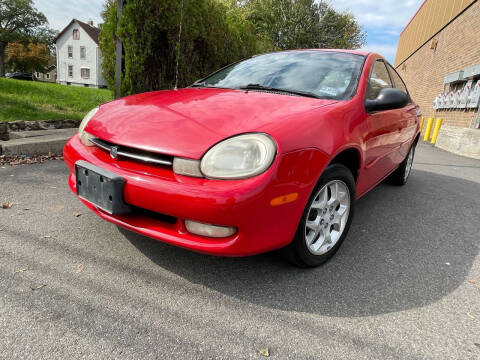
[200,133,276,179]
[78,107,99,146]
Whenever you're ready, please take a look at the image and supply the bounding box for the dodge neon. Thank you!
[64,49,420,267]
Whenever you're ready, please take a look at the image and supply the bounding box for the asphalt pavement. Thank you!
[0,142,479,359]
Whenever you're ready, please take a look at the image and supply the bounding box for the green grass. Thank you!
[0,78,113,122]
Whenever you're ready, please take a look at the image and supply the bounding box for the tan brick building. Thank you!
[395,0,480,129]
[395,0,480,158]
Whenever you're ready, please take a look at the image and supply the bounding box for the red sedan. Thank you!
[64,49,420,267]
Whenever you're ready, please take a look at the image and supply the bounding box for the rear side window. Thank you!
[387,64,408,94]
[366,60,392,100]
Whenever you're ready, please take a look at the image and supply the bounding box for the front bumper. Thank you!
[64,135,329,256]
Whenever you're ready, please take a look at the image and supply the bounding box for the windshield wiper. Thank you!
[191,81,210,87]
[238,84,321,99]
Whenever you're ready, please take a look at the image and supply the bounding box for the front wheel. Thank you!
[285,164,356,267]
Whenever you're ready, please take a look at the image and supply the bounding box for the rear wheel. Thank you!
[387,144,415,186]
[285,164,356,267]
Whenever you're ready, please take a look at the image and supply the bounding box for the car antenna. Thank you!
[174,0,184,91]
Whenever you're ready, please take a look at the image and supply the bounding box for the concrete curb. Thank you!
[0,128,76,156]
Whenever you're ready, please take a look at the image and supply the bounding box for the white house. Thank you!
[55,19,107,88]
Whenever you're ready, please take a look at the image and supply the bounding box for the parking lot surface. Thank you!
[1,143,479,359]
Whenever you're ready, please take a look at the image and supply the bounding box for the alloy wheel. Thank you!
[304,180,351,255]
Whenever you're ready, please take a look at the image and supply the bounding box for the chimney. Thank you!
[87,19,94,26]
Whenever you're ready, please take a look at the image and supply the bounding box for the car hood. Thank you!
[86,88,338,159]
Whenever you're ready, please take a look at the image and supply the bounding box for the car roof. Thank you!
[272,49,371,57]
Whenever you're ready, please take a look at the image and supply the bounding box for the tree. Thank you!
[5,41,49,72]
[99,0,274,96]
[244,0,366,50]
[0,0,50,76]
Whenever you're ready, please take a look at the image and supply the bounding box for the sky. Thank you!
[33,0,424,64]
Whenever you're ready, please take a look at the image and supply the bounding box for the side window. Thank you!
[387,64,408,94]
[366,60,393,100]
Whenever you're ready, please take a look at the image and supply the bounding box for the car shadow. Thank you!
[118,169,480,317]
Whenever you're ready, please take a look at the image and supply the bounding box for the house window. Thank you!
[46,73,50,79]
[80,46,86,60]
[68,65,73,77]
[73,29,80,40]
[81,68,90,79]
[68,45,73,58]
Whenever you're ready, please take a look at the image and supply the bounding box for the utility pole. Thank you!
[115,0,125,99]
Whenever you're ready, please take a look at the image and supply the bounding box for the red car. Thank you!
[64,49,420,267]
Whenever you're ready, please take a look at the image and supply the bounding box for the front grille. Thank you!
[91,137,173,166]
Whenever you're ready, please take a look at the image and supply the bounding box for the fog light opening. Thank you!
[185,220,236,238]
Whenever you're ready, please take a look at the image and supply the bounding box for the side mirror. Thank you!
[365,88,409,112]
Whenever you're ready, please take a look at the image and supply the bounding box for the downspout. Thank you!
[55,44,59,83]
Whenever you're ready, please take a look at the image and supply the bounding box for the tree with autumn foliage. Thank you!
[0,0,55,76]
[5,42,50,72]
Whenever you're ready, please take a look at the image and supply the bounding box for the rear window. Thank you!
[387,64,408,94]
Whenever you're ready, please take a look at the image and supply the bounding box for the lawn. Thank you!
[0,78,113,122]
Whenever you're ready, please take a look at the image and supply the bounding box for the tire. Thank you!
[387,143,416,186]
[284,164,356,267]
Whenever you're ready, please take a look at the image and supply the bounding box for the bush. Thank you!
[99,0,274,96]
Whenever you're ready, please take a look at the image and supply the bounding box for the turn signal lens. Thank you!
[270,193,299,206]
[173,158,203,177]
[185,220,236,238]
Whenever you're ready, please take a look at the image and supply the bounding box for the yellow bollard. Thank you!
[420,116,425,132]
[430,118,443,144]
[424,117,434,141]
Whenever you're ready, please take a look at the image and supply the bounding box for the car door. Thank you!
[386,63,419,160]
[363,59,404,187]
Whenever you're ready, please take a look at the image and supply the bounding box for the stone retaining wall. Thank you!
[0,120,80,141]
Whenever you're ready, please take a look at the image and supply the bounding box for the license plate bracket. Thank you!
[75,160,131,215]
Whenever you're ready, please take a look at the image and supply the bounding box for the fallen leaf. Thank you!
[73,212,82,217]
[30,283,46,291]
[469,280,478,285]
[466,312,475,319]
[2,202,14,209]
[0,153,63,167]
[54,205,65,211]
[259,348,270,357]
[76,264,84,274]
[445,262,451,266]
[41,235,52,239]
[23,208,30,211]
[221,300,226,305]
[50,186,57,189]
[15,266,31,273]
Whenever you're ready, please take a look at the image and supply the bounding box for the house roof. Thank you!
[54,19,100,44]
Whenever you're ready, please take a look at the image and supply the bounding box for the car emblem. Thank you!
[110,146,119,159]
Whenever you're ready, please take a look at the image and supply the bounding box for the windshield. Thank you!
[198,51,365,100]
